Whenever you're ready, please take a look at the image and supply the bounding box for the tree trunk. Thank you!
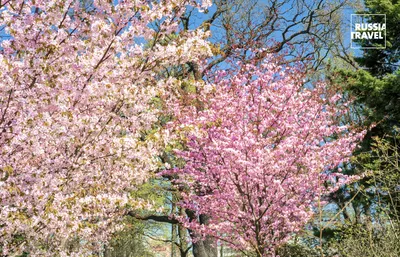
[354,204,363,225]
[171,223,177,257]
[192,238,217,257]
[185,210,218,257]
[178,207,190,257]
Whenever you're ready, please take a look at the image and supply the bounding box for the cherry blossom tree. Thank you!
[165,54,365,256]
[0,0,212,255]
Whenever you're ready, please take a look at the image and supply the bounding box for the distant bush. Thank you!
[276,243,319,257]
[330,224,400,257]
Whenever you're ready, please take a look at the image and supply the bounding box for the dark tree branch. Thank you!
[127,211,179,224]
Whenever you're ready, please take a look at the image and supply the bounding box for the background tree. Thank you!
[306,1,400,255]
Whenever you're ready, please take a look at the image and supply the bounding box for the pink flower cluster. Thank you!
[166,56,365,256]
[0,0,211,255]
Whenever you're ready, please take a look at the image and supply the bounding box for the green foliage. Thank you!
[104,218,154,257]
[180,80,197,94]
[329,223,400,257]
[356,134,400,218]
[332,68,400,151]
[355,0,400,76]
[131,179,171,211]
[106,178,175,257]
[317,33,400,253]
[276,243,319,257]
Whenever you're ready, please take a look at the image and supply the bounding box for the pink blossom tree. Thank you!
[166,55,365,256]
[0,0,212,255]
